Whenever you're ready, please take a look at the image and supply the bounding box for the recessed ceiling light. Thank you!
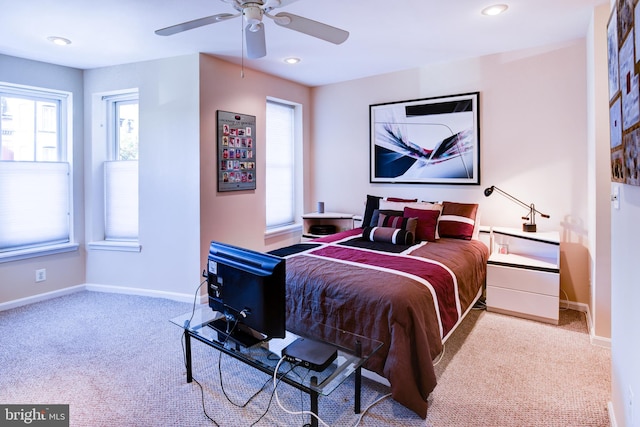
[481,4,509,16]
[284,57,300,64]
[47,36,72,46]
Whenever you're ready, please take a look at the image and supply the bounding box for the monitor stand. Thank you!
[208,319,266,348]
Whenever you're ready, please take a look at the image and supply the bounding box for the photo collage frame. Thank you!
[217,110,256,192]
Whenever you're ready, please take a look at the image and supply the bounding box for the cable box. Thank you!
[281,337,338,372]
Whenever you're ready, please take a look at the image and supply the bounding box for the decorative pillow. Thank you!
[377,213,418,236]
[385,197,418,202]
[390,201,443,238]
[404,207,440,242]
[369,209,403,227]
[438,201,478,240]
[378,199,439,211]
[362,226,414,245]
[362,195,382,229]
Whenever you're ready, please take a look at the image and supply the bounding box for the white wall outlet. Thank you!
[35,268,46,282]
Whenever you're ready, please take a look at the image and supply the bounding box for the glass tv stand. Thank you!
[170,307,383,427]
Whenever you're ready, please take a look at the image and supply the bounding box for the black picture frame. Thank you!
[369,92,480,185]
[217,110,256,192]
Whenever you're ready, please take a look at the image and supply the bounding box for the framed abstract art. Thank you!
[369,92,480,185]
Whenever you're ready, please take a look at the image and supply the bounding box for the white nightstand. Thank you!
[301,212,355,241]
[485,226,560,325]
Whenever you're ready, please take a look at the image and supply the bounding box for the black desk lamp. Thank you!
[484,186,550,232]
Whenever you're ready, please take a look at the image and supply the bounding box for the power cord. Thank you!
[559,288,570,311]
[432,344,446,366]
[351,392,393,427]
[273,356,330,427]
[249,361,299,426]
[181,280,290,426]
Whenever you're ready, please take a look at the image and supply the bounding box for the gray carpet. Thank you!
[0,291,610,426]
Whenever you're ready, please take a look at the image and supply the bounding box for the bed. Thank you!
[271,197,489,418]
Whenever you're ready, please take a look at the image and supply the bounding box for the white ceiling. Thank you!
[0,0,607,87]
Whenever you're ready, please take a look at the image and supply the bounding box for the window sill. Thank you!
[264,223,302,239]
[0,242,80,263]
[87,240,142,252]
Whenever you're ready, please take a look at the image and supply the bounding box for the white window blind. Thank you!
[266,101,295,229]
[0,161,70,252]
[104,160,138,240]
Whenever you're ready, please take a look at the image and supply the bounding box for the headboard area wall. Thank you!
[310,40,590,306]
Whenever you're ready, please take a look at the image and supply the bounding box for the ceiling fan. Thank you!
[155,0,349,59]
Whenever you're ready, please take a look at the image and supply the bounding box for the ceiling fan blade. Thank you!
[155,13,237,36]
[272,12,348,45]
[245,24,267,59]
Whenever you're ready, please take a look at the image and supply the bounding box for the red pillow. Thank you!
[404,207,440,242]
[438,202,478,240]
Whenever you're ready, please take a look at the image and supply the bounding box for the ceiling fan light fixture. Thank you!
[248,22,263,32]
[47,36,72,46]
[481,4,509,16]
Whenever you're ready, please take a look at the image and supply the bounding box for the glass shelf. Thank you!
[170,306,383,397]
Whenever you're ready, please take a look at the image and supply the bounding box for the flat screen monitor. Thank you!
[206,240,286,347]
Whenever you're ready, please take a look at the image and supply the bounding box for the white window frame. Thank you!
[87,89,140,252]
[0,82,77,262]
[264,98,303,237]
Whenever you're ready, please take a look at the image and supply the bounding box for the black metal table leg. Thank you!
[185,331,193,383]
[310,376,319,427]
[355,340,362,413]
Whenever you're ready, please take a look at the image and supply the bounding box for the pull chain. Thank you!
[240,11,245,78]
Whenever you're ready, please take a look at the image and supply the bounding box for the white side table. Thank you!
[302,212,355,241]
[486,227,560,324]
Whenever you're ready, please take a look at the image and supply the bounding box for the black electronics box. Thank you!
[281,337,338,372]
[309,225,336,235]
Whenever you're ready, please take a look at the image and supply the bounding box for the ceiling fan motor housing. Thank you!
[243,4,264,28]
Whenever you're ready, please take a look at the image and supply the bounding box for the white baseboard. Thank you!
[0,284,204,312]
[607,401,617,427]
[560,299,611,348]
[0,285,85,312]
[84,283,200,304]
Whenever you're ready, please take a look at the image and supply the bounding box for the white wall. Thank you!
[608,1,640,426]
[611,183,640,426]
[0,54,86,305]
[83,54,202,300]
[312,40,592,307]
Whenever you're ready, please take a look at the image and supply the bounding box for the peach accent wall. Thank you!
[199,54,312,270]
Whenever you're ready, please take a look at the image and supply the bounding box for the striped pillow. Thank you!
[362,226,415,245]
[438,202,478,240]
[377,213,418,236]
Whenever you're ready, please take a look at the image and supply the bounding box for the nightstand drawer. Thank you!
[486,286,559,324]
[487,264,559,297]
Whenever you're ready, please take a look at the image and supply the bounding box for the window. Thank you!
[104,92,139,242]
[0,82,75,260]
[265,100,296,230]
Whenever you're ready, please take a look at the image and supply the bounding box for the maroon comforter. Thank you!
[282,228,488,418]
